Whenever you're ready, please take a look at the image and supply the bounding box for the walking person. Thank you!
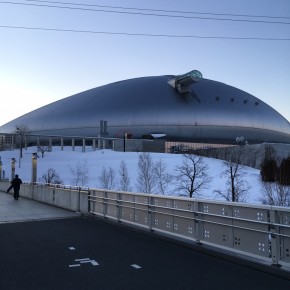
[7,174,23,200]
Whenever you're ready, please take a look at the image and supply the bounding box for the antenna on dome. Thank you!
[168,70,203,94]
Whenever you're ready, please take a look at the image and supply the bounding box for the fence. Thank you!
[0,180,289,270]
[0,181,89,213]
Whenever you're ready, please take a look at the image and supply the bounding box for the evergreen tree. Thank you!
[278,157,290,185]
[260,158,278,182]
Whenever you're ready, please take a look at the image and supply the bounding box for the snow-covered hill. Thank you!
[0,146,262,204]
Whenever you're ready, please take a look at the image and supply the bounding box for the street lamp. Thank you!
[16,126,23,168]
[16,127,23,158]
[11,158,16,180]
[32,152,39,184]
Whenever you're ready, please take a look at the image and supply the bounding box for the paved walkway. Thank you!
[0,216,290,290]
[0,191,79,223]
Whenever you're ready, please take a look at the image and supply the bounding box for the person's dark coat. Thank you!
[7,175,23,200]
[11,175,22,190]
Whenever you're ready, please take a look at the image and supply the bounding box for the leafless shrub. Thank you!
[118,160,132,192]
[259,181,290,206]
[69,160,89,187]
[98,166,116,190]
[136,152,156,193]
[39,168,63,185]
[154,159,173,195]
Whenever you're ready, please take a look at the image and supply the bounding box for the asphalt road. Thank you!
[1,216,290,290]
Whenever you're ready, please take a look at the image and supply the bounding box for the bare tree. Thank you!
[259,181,290,207]
[154,159,173,195]
[118,160,132,191]
[69,160,89,187]
[215,157,250,202]
[39,168,63,185]
[98,166,116,190]
[136,152,156,193]
[174,154,212,198]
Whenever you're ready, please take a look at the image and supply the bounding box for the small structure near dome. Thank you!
[168,70,203,93]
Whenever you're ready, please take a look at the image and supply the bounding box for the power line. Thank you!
[24,0,290,20]
[1,25,289,41]
[1,1,290,25]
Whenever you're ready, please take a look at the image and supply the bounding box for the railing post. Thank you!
[88,190,91,213]
[53,188,55,204]
[117,192,121,222]
[269,207,281,266]
[77,187,81,213]
[194,201,203,245]
[103,191,108,217]
[148,196,154,231]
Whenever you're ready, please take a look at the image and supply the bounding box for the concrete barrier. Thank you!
[0,180,88,214]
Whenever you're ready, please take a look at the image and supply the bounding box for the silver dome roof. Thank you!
[1,75,290,144]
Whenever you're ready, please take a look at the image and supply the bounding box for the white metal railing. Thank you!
[1,179,289,270]
[88,189,290,270]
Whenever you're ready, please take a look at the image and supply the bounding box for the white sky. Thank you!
[0,146,262,205]
[0,0,290,125]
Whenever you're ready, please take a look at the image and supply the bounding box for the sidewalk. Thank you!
[0,191,79,223]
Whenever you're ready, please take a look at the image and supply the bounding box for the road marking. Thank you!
[80,260,99,266]
[91,261,99,266]
[131,264,142,269]
[69,258,99,268]
[69,247,76,250]
[75,258,90,261]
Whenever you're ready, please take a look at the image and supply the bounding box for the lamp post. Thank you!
[32,153,38,184]
[16,127,23,168]
[11,158,16,180]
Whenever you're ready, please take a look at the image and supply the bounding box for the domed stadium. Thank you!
[0,70,290,150]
